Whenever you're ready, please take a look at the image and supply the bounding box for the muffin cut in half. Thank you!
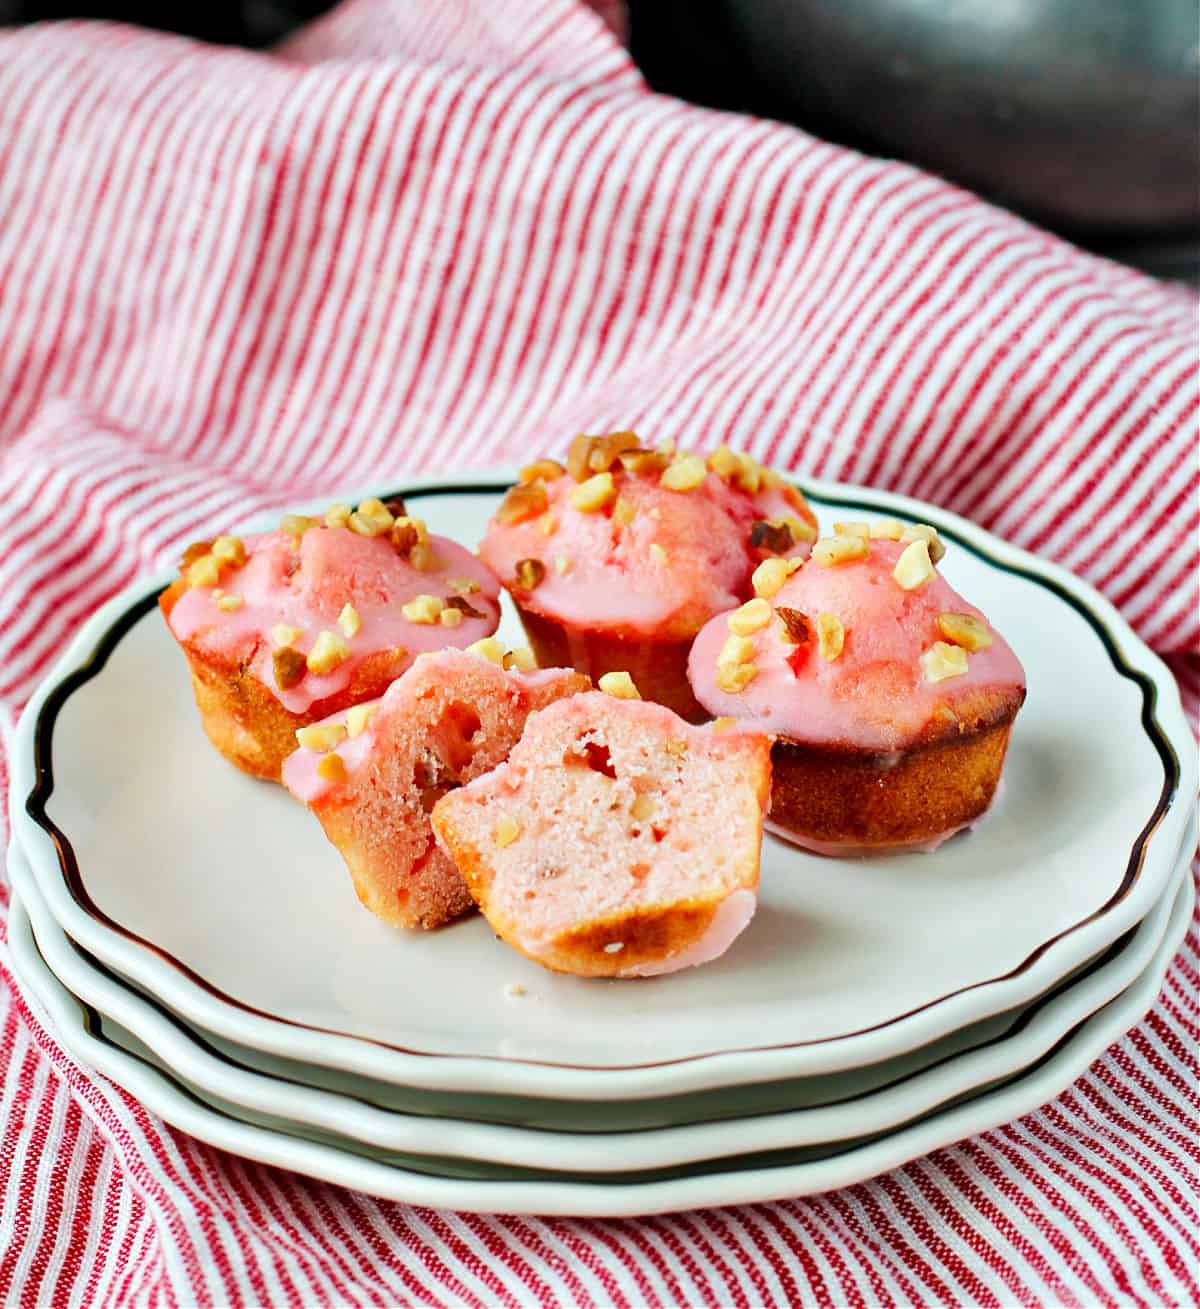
[431,685,772,976]
[477,434,817,720]
[161,498,500,781]
[282,644,590,929]
[688,520,1026,854]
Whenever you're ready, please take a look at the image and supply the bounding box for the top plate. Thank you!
[12,472,1195,1099]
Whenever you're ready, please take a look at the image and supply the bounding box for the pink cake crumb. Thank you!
[281,648,589,929]
[431,691,772,977]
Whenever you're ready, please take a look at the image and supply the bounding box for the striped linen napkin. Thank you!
[0,1,1196,1303]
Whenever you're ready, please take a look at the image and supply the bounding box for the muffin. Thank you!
[477,434,817,720]
[161,498,501,781]
[431,680,772,977]
[688,520,1026,854]
[281,644,590,929]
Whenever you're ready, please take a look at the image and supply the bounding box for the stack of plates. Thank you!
[7,474,1196,1217]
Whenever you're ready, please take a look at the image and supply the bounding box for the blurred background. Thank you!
[2,0,1196,283]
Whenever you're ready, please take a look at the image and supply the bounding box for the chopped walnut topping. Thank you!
[784,514,819,544]
[900,522,946,564]
[618,449,669,476]
[215,593,244,612]
[211,536,247,567]
[816,612,845,661]
[496,480,549,525]
[893,539,935,590]
[447,577,481,595]
[727,597,772,635]
[660,453,708,492]
[752,557,792,599]
[504,647,537,672]
[272,624,302,648]
[568,432,641,480]
[445,595,485,620]
[922,641,969,682]
[937,612,992,652]
[389,519,420,557]
[833,521,870,540]
[598,670,641,700]
[649,543,668,566]
[494,817,521,847]
[812,534,870,567]
[518,458,566,484]
[337,604,361,639]
[281,514,317,539]
[707,445,741,480]
[382,497,408,518]
[749,519,794,554]
[317,753,346,783]
[514,557,546,590]
[439,606,463,628]
[569,471,617,513]
[466,637,506,665]
[180,540,212,568]
[345,704,375,738]
[716,662,758,693]
[306,629,350,675]
[539,513,558,537]
[625,793,655,826]
[401,594,444,624]
[325,503,352,529]
[554,554,572,576]
[664,738,689,757]
[272,646,306,689]
[186,555,222,588]
[612,495,636,527]
[870,518,905,540]
[349,498,394,537]
[776,607,811,644]
[296,721,348,753]
[408,543,436,571]
[718,634,756,666]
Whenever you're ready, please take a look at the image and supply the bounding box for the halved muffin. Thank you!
[282,644,590,929]
[477,435,817,720]
[431,684,772,976]
[161,498,500,781]
[688,520,1026,854]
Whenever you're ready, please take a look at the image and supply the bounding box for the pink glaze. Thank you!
[280,655,564,805]
[614,888,757,978]
[479,468,814,637]
[688,538,1025,751]
[168,526,500,713]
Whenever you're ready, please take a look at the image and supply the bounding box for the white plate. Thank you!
[9,835,1188,1172]
[7,873,1191,1215]
[11,473,1197,1099]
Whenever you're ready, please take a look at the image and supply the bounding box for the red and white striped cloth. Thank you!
[0,1,1196,1302]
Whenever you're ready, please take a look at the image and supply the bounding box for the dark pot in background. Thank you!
[631,0,1199,277]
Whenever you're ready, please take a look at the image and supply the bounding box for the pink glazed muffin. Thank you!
[281,645,590,929]
[161,498,501,781]
[477,434,818,721]
[431,680,772,977]
[688,520,1026,854]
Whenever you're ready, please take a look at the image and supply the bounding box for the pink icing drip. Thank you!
[616,888,758,978]
[688,538,1025,751]
[478,472,813,636]
[168,527,500,712]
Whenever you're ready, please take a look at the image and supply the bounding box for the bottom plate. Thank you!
[7,872,1191,1216]
[10,833,1188,1174]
